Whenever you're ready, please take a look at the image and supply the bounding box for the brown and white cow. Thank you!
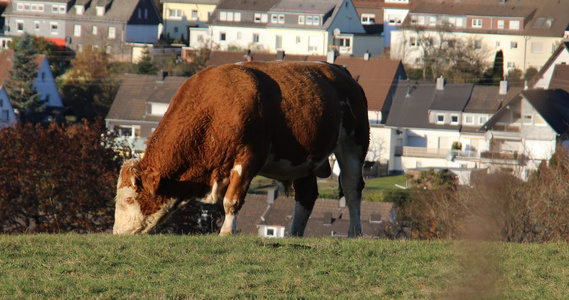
[113,61,369,237]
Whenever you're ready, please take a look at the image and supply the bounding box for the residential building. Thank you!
[390,0,569,75]
[0,50,64,124]
[385,77,473,174]
[161,0,218,43]
[353,0,412,48]
[531,41,569,90]
[480,89,569,178]
[191,0,383,57]
[2,0,162,59]
[237,194,397,238]
[105,72,189,154]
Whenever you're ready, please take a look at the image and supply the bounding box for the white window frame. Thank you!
[313,16,320,25]
[510,20,520,30]
[464,115,474,125]
[16,20,24,32]
[265,227,277,237]
[298,15,305,24]
[278,14,284,24]
[108,26,116,39]
[522,114,533,125]
[436,114,445,124]
[472,18,482,28]
[50,22,58,35]
[170,9,182,19]
[479,116,488,124]
[191,10,198,20]
[92,25,98,35]
[451,114,459,125]
[497,20,504,29]
[73,24,81,37]
[510,41,518,49]
[271,14,278,23]
[361,13,375,25]
[34,21,40,31]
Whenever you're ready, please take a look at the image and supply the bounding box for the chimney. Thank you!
[276,50,285,61]
[156,69,166,82]
[363,51,370,61]
[267,188,277,204]
[499,80,508,95]
[326,50,336,63]
[436,75,445,90]
[323,212,332,226]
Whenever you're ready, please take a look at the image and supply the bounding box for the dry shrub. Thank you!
[400,148,569,242]
[0,120,123,233]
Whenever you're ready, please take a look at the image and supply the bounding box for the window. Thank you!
[17,21,24,31]
[436,114,445,124]
[147,102,169,116]
[472,18,482,28]
[507,62,515,69]
[531,42,543,53]
[226,12,233,21]
[522,114,533,125]
[271,14,278,23]
[388,14,401,24]
[497,20,504,29]
[510,41,518,49]
[456,18,464,27]
[50,22,58,34]
[265,227,276,237]
[255,13,267,23]
[298,15,305,24]
[34,21,40,30]
[464,115,474,124]
[313,16,320,25]
[474,40,482,50]
[236,32,241,39]
[278,14,284,24]
[509,20,520,30]
[74,24,81,37]
[276,35,282,49]
[296,35,301,44]
[220,32,226,41]
[308,36,318,52]
[192,10,198,20]
[496,41,501,47]
[479,116,488,124]
[59,5,65,13]
[174,26,179,33]
[77,44,83,51]
[429,16,436,26]
[92,25,98,35]
[17,3,23,11]
[52,5,58,13]
[306,16,313,25]
[106,45,111,53]
[235,12,241,22]
[108,26,116,39]
[451,115,459,124]
[252,33,259,43]
[1,110,9,123]
[361,13,375,25]
[169,9,182,18]
[410,36,417,47]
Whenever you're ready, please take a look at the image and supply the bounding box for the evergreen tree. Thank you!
[134,45,157,75]
[5,33,46,122]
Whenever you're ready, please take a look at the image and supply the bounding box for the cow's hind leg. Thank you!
[289,175,318,237]
[335,142,366,237]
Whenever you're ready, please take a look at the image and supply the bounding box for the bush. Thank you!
[0,120,125,233]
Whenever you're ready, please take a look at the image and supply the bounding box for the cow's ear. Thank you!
[142,171,161,195]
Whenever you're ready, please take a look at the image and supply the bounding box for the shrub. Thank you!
[0,120,125,233]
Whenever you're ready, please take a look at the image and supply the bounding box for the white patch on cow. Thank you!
[232,164,243,177]
[219,213,236,236]
[201,178,229,204]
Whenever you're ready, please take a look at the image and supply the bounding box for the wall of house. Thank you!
[162,3,216,40]
[328,0,367,35]
[382,7,408,47]
[267,27,328,55]
[211,25,270,52]
[126,24,160,44]
[352,34,384,56]
[34,57,63,107]
[0,87,17,127]
[390,29,563,75]
[367,125,394,164]
[533,51,569,88]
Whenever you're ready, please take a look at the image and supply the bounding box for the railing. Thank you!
[402,146,449,158]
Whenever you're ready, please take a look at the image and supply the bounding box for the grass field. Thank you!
[249,175,407,200]
[1,234,568,299]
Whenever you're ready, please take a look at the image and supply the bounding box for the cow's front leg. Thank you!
[219,164,250,236]
[289,175,318,237]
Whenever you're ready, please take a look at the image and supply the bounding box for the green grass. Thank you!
[1,234,568,299]
[249,175,407,200]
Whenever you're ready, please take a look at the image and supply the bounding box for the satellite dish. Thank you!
[484,131,493,141]
[333,28,341,36]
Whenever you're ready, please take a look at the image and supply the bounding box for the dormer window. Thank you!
[96,6,105,16]
[76,5,84,15]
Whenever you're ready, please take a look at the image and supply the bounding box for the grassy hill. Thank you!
[1,234,568,299]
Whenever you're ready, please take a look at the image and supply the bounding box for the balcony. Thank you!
[402,146,449,158]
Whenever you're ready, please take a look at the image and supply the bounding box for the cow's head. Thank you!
[113,159,176,234]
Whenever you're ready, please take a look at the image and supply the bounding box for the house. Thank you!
[237,193,396,238]
[2,0,162,59]
[191,0,383,57]
[390,0,569,75]
[353,0,413,48]
[105,72,189,154]
[385,77,473,174]
[531,41,569,90]
[480,88,569,178]
[161,0,218,43]
[0,50,64,123]
[0,86,17,126]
